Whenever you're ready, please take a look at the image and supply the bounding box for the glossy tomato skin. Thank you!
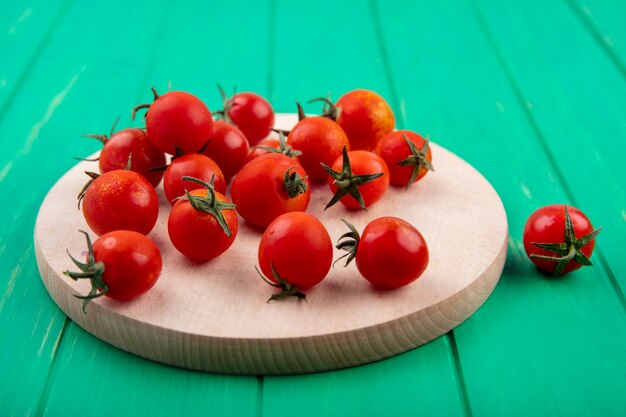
[92,231,162,300]
[168,189,238,261]
[375,130,432,187]
[145,91,213,155]
[99,128,166,187]
[258,212,332,290]
[336,89,395,151]
[227,92,274,145]
[163,154,226,205]
[523,205,596,274]
[356,217,429,289]
[231,153,310,228]
[201,121,249,181]
[246,137,281,163]
[288,117,349,180]
[82,170,159,236]
[328,150,390,210]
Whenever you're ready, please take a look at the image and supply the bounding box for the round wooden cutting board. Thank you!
[34,114,508,375]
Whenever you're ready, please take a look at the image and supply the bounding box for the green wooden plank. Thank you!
[565,0,626,78]
[0,0,73,119]
[0,1,260,416]
[31,0,272,415]
[471,0,626,295]
[40,326,259,417]
[263,337,465,417]
[263,1,467,416]
[373,0,626,414]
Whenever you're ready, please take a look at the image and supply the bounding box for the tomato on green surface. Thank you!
[523,204,601,276]
[84,119,166,187]
[80,169,159,236]
[168,176,238,262]
[231,153,310,228]
[313,89,394,151]
[200,120,249,181]
[214,86,274,145]
[288,107,350,181]
[64,230,162,311]
[375,130,434,188]
[163,153,226,205]
[336,217,429,289]
[258,212,333,301]
[132,87,213,155]
[322,147,389,210]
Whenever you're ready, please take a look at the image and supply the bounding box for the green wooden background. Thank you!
[1,0,625,415]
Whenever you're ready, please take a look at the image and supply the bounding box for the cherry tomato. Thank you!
[201,120,249,181]
[375,130,434,188]
[217,88,274,145]
[336,218,429,289]
[163,154,226,205]
[81,170,159,236]
[288,116,349,181]
[323,148,389,210]
[64,230,162,311]
[85,122,166,187]
[231,153,310,228]
[315,90,394,151]
[258,212,333,300]
[168,178,238,262]
[523,205,601,276]
[133,88,213,155]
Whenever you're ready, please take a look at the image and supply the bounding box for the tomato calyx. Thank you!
[212,84,236,124]
[296,102,307,122]
[131,87,160,120]
[321,146,383,210]
[259,131,302,158]
[334,219,360,267]
[255,264,306,303]
[283,166,308,198]
[308,96,341,120]
[179,175,237,237]
[530,206,602,276]
[397,134,435,189]
[63,230,107,313]
[145,140,213,174]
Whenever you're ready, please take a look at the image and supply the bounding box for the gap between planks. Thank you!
[466,0,626,314]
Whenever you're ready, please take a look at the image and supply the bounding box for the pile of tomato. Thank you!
[64,86,601,312]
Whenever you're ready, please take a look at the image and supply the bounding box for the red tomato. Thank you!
[336,218,429,289]
[81,170,159,236]
[375,130,433,188]
[231,153,310,228]
[523,205,601,276]
[85,124,166,187]
[258,212,333,300]
[201,120,249,181]
[216,88,274,145]
[133,88,213,155]
[163,154,226,205]
[323,148,389,210]
[168,182,238,262]
[317,89,394,151]
[64,230,162,311]
[288,116,349,180]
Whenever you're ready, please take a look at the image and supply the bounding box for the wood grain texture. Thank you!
[34,114,507,375]
[372,0,626,414]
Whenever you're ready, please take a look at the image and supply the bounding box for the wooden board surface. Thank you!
[34,113,507,375]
